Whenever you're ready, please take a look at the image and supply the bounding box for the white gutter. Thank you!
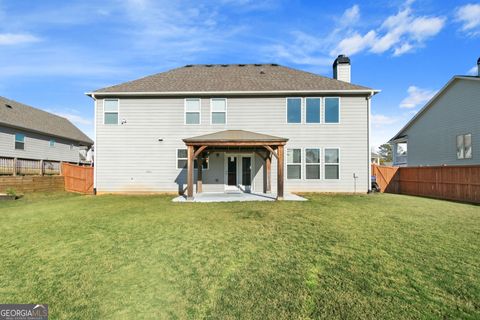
[86,89,381,96]
[367,90,374,192]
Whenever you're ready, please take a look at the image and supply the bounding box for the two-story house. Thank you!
[87,56,379,199]
[0,96,93,163]
[390,58,480,167]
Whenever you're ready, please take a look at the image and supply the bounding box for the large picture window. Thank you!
[325,97,340,123]
[177,149,208,169]
[306,98,321,123]
[457,134,472,159]
[211,98,226,124]
[185,98,201,124]
[15,133,25,150]
[287,98,302,123]
[324,148,340,179]
[305,148,320,179]
[287,148,302,179]
[104,99,119,125]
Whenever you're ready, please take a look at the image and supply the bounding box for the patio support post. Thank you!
[187,145,194,199]
[197,155,203,193]
[277,145,284,200]
[266,154,271,193]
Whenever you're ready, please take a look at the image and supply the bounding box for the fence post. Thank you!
[60,161,63,175]
[40,159,44,176]
[13,158,17,176]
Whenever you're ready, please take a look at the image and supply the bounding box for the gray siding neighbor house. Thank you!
[0,96,93,163]
[87,56,379,198]
[390,59,480,167]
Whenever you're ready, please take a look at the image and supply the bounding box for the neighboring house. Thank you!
[390,58,480,167]
[0,96,93,163]
[87,55,379,198]
[371,152,381,165]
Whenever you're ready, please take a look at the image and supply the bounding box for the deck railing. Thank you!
[0,157,62,176]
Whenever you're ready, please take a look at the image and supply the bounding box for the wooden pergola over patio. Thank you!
[182,130,288,200]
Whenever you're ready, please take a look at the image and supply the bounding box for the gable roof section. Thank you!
[90,64,377,95]
[0,96,93,145]
[390,76,480,142]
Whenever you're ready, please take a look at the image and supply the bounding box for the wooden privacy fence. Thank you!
[372,164,480,204]
[62,163,94,194]
[0,157,61,176]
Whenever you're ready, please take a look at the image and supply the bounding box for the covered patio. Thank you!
[182,130,288,200]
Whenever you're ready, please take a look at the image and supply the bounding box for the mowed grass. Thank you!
[0,193,479,319]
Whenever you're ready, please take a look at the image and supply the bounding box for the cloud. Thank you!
[468,65,478,75]
[341,5,360,26]
[0,33,40,45]
[371,114,399,127]
[55,112,93,126]
[400,86,437,109]
[335,2,445,56]
[455,3,480,36]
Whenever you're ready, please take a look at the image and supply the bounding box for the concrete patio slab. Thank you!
[172,191,307,202]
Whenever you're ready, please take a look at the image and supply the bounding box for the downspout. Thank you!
[367,91,373,192]
[91,93,97,195]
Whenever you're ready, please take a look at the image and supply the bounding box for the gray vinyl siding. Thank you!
[0,125,81,162]
[396,79,480,166]
[95,95,369,193]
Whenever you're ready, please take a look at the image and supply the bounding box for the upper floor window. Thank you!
[50,139,55,147]
[176,149,209,169]
[211,98,226,124]
[325,148,340,179]
[15,133,25,150]
[325,97,340,123]
[287,98,302,123]
[457,134,472,159]
[306,98,321,123]
[104,99,119,125]
[305,148,321,179]
[287,148,302,179]
[185,98,201,124]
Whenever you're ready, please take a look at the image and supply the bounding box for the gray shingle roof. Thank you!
[94,64,373,93]
[183,130,288,143]
[0,96,93,145]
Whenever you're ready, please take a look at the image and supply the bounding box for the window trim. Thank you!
[286,97,303,124]
[286,148,302,180]
[324,147,341,180]
[324,97,341,124]
[184,98,201,125]
[210,98,227,125]
[457,133,472,160]
[176,148,209,170]
[305,97,322,124]
[14,133,25,150]
[304,147,321,180]
[103,98,120,125]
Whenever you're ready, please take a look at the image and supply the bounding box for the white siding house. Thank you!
[390,61,480,167]
[89,56,379,197]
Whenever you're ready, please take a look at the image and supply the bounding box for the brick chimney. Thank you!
[333,54,351,83]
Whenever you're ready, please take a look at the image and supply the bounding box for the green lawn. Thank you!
[0,193,479,319]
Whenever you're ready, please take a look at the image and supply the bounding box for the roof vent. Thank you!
[270,63,279,66]
[184,64,193,67]
[5,104,12,109]
[238,64,246,67]
[221,64,229,67]
[205,64,213,67]
[254,64,262,67]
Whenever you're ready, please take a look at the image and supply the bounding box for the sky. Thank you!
[1,0,479,149]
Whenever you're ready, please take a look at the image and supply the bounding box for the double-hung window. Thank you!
[325,148,340,179]
[211,98,226,124]
[325,97,340,123]
[104,99,119,125]
[287,148,302,179]
[176,149,208,169]
[305,148,321,179]
[287,98,302,123]
[306,98,321,123]
[49,139,55,147]
[15,133,25,150]
[457,134,472,159]
[185,98,201,124]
